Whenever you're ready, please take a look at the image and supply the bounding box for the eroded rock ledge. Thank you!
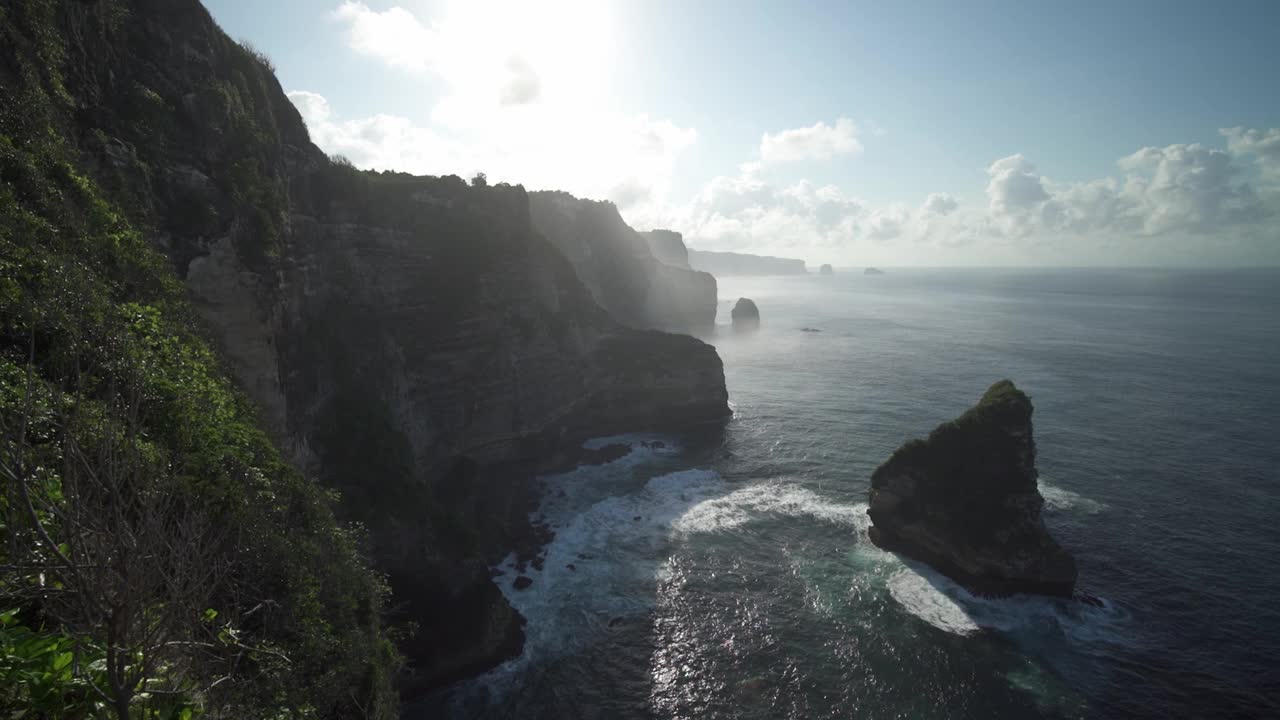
[867,380,1077,597]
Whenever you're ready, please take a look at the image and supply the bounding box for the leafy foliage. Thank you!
[0,1,398,717]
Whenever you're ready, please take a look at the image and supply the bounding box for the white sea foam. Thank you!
[672,481,867,536]
[886,562,1130,648]
[887,569,982,635]
[1040,481,1106,514]
[580,433,682,454]
[485,464,729,690]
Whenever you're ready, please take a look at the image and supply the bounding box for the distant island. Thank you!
[819,264,834,275]
[864,267,885,275]
[688,249,808,276]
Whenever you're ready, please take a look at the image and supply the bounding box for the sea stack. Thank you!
[819,264,834,275]
[866,380,1077,597]
[731,298,760,333]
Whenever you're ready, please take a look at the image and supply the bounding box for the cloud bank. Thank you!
[292,2,1279,265]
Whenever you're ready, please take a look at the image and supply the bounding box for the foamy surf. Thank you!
[1040,481,1107,514]
[485,463,729,687]
[671,481,867,536]
[886,562,1130,649]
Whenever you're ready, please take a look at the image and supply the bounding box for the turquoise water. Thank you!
[425,269,1280,719]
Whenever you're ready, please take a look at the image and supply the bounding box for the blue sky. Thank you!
[205,0,1280,266]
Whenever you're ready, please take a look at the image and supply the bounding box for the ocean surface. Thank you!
[421,268,1280,719]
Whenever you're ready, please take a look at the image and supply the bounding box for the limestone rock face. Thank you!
[529,193,716,336]
[731,298,761,333]
[867,381,1077,597]
[50,0,731,693]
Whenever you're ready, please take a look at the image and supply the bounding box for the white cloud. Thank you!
[332,0,612,117]
[978,143,1270,241]
[986,155,1049,219]
[921,192,958,216]
[1115,144,1261,234]
[333,2,434,72]
[288,90,463,171]
[759,118,862,164]
[500,56,541,106]
[303,1,694,220]
[299,5,1280,269]
[657,129,1279,264]
[290,90,696,218]
[1221,126,1280,162]
[1221,126,1280,185]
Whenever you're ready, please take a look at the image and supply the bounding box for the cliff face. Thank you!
[867,381,1077,597]
[643,228,691,268]
[44,0,730,692]
[688,249,809,276]
[530,192,717,336]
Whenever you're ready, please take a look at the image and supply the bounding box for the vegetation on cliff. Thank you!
[0,1,397,717]
[874,379,1035,513]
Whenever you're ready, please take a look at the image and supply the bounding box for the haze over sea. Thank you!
[423,268,1280,719]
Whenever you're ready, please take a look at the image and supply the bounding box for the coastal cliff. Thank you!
[867,381,1077,597]
[643,228,691,268]
[8,0,731,699]
[530,192,717,335]
[688,249,809,276]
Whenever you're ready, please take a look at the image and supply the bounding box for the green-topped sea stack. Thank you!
[867,380,1078,597]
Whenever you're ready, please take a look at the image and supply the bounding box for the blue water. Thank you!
[425,268,1280,719]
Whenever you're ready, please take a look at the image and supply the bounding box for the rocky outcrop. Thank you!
[49,0,730,694]
[643,229,690,268]
[867,381,1077,597]
[819,263,834,275]
[731,298,761,333]
[688,249,809,276]
[529,193,716,336]
[864,267,885,275]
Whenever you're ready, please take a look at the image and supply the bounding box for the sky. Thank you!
[204,0,1280,266]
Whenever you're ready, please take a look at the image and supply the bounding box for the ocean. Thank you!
[422,268,1280,719]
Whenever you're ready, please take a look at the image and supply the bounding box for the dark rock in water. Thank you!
[800,327,822,333]
[513,576,534,591]
[633,515,643,521]
[819,264,834,276]
[566,564,576,572]
[576,443,632,466]
[731,298,761,333]
[866,380,1077,597]
[864,267,885,275]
